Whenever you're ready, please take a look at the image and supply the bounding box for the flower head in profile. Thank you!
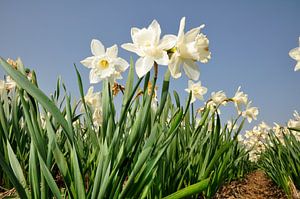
[207,91,227,108]
[81,39,129,84]
[122,20,176,78]
[82,86,103,127]
[288,111,300,129]
[242,102,259,123]
[168,17,211,80]
[84,86,102,109]
[185,80,207,103]
[232,86,248,114]
[289,37,300,71]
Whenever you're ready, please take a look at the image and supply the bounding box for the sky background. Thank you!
[0,0,299,129]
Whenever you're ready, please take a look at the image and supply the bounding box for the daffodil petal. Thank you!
[80,56,95,68]
[91,39,105,56]
[89,69,101,84]
[148,20,161,45]
[183,60,200,80]
[168,55,182,79]
[185,27,201,42]
[135,56,154,78]
[155,51,169,66]
[178,17,186,43]
[131,27,140,42]
[115,58,129,72]
[121,43,144,57]
[159,34,177,50]
[107,44,118,58]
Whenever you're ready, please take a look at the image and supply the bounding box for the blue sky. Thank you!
[0,0,299,128]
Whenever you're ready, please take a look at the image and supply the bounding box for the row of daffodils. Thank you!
[0,18,299,198]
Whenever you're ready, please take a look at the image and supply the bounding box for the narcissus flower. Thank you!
[232,86,248,114]
[168,17,211,80]
[82,86,103,127]
[242,102,259,123]
[0,80,5,93]
[122,20,176,78]
[289,37,300,71]
[5,76,16,90]
[207,91,227,108]
[185,80,207,103]
[81,39,129,84]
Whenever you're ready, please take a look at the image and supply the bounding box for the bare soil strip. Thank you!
[214,170,288,199]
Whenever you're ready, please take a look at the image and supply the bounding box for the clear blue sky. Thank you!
[0,0,299,128]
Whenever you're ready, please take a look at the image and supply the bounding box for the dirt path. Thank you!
[214,170,288,199]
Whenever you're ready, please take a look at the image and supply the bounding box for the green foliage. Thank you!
[260,128,300,198]
[0,57,250,198]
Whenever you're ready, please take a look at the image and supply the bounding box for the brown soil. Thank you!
[214,170,288,199]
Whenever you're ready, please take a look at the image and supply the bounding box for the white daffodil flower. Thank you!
[84,86,102,110]
[122,20,176,78]
[242,102,259,123]
[81,39,129,84]
[289,37,300,71]
[168,17,211,80]
[0,80,5,93]
[232,86,248,114]
[288,111,300,129]
[207,91,227,107]
[5,75,16,90]
[185,80,207,103]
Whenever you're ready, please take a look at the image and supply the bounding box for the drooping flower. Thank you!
[185,80,207,103]
[168,17,211,80]
[207,91,227,108]
[289,37,300,71]
[81,39,129,84]
[122,20,176,78]
[232,86,248,114]
[242,102,259,123]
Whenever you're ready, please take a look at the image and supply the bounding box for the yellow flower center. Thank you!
[98,59,109,69]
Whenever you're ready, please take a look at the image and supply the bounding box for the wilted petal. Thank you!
[159,34,177,50]
[91,39,105,56]
[135,56,154,78]
[107,44,118,58]
[183,60,200,80]
[80,56,94,68]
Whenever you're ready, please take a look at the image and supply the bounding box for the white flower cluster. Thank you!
[0,75,16,93]
[239,122,270,162]
[239,110,300,163]
[122,17,211,80]
[204,87,258,124]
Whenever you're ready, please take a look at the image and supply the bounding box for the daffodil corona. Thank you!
[81,39,129,84]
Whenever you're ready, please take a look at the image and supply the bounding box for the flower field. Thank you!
[0,18,299,198]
